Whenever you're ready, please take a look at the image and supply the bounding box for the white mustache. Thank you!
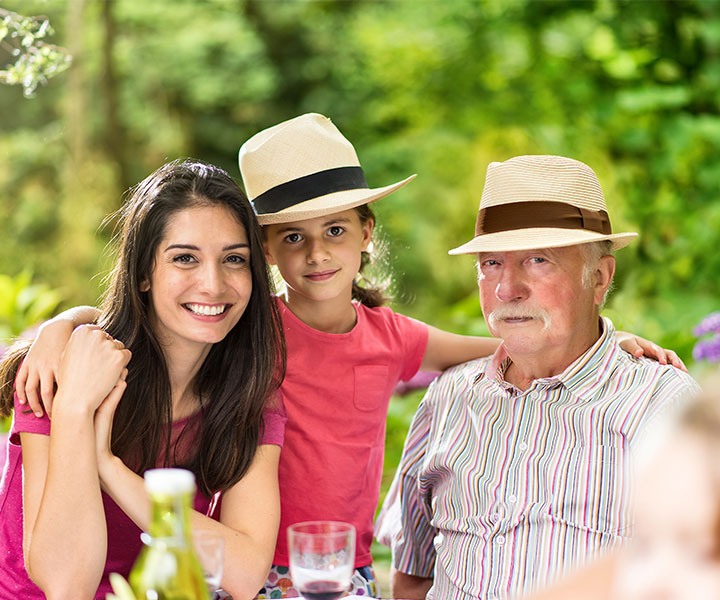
[487,306,552,330]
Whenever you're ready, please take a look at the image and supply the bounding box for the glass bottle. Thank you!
[129,468,211,600]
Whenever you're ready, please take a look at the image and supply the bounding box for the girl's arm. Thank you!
[94,399,281,600]
[21,326,130,599]
[16,305,101,417]
[420,325,687,373]
[419,326,500,372]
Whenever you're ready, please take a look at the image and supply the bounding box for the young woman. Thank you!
[16,115,684,598]
[0,159,286,600]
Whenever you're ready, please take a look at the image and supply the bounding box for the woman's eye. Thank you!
[327,226,345,237]
[284,233,302,244]
[226,254,247,265]
[172,254,195,264]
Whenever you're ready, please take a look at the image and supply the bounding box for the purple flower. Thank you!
[693,336,720,363]
[693,312,720,364]
[693,312,720,337]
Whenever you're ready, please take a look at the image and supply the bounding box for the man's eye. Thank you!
[327,226,345,237]
[529,257,547,264]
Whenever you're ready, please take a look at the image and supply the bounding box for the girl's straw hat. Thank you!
[239,113,416,225]
[448,155,638,255]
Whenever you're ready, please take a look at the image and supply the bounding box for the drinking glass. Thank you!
[193,530,225,595]
[288,521,356,600]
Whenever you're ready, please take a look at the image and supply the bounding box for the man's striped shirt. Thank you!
[376,317,698,600]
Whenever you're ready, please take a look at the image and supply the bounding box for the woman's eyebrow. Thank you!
[164,243,249,251]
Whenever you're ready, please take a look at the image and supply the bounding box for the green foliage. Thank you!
[0,269,62,344]
[0,8,71,97]
[0,270,62,433]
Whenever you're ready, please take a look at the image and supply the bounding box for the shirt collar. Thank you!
[558,316,619,398]
[475,317,619,400]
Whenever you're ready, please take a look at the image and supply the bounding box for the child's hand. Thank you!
[616,331,687,372]
[15,318,75,417]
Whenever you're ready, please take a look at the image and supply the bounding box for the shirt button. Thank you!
[519,442,528,451]
[508,494,517,503]
[490,513,500,523]
[497,535,506,545]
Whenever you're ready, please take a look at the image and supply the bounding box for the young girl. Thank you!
[16,115,683,598]
[0,159,286,600]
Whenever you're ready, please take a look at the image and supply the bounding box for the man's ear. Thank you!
[360,217,375,252]
[593,255,615,305]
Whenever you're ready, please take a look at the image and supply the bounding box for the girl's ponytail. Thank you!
[352,204,391,308]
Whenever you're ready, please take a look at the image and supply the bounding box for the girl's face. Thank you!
[263,208,373,306]
[611,430,720,600]
[143,204,253,357]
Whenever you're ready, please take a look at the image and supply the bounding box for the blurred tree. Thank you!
[0,0,717,365]
[0,7,71,97]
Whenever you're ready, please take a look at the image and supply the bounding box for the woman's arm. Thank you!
[420,325,687,373]
[16,305,101,416]
[21,325,129,599]
[95,433,281,600]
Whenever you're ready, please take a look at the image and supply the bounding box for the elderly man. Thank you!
[376,155,697,600]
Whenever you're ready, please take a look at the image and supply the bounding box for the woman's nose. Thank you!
[199,263,226,294]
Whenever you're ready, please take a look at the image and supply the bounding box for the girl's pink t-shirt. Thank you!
[0,395,286,600]
[274,298,429,568]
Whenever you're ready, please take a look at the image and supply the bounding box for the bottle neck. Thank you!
[147,490,193,545]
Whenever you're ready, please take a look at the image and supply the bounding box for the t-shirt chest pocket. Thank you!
[353,365,391,412]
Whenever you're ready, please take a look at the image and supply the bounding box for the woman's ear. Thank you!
[139,278,150,292]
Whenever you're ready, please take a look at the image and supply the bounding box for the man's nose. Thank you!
[494,264,528,302]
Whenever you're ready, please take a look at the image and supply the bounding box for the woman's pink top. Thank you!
[0,394,286,600]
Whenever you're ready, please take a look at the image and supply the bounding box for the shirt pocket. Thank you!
[353,365,391,412]
[549,445,630,535]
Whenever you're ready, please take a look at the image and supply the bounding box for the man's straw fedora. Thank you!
[239,113,416,225]
[448,155,638,255]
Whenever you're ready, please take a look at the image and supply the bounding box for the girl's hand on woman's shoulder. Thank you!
[54,325,132,417]
[15,318,74,418]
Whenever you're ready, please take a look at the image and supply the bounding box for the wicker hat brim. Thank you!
[448,228,638,255]
[256,174,416,225]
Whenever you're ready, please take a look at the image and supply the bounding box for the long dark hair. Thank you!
[0,159,285,496]
[350,204,390,308]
